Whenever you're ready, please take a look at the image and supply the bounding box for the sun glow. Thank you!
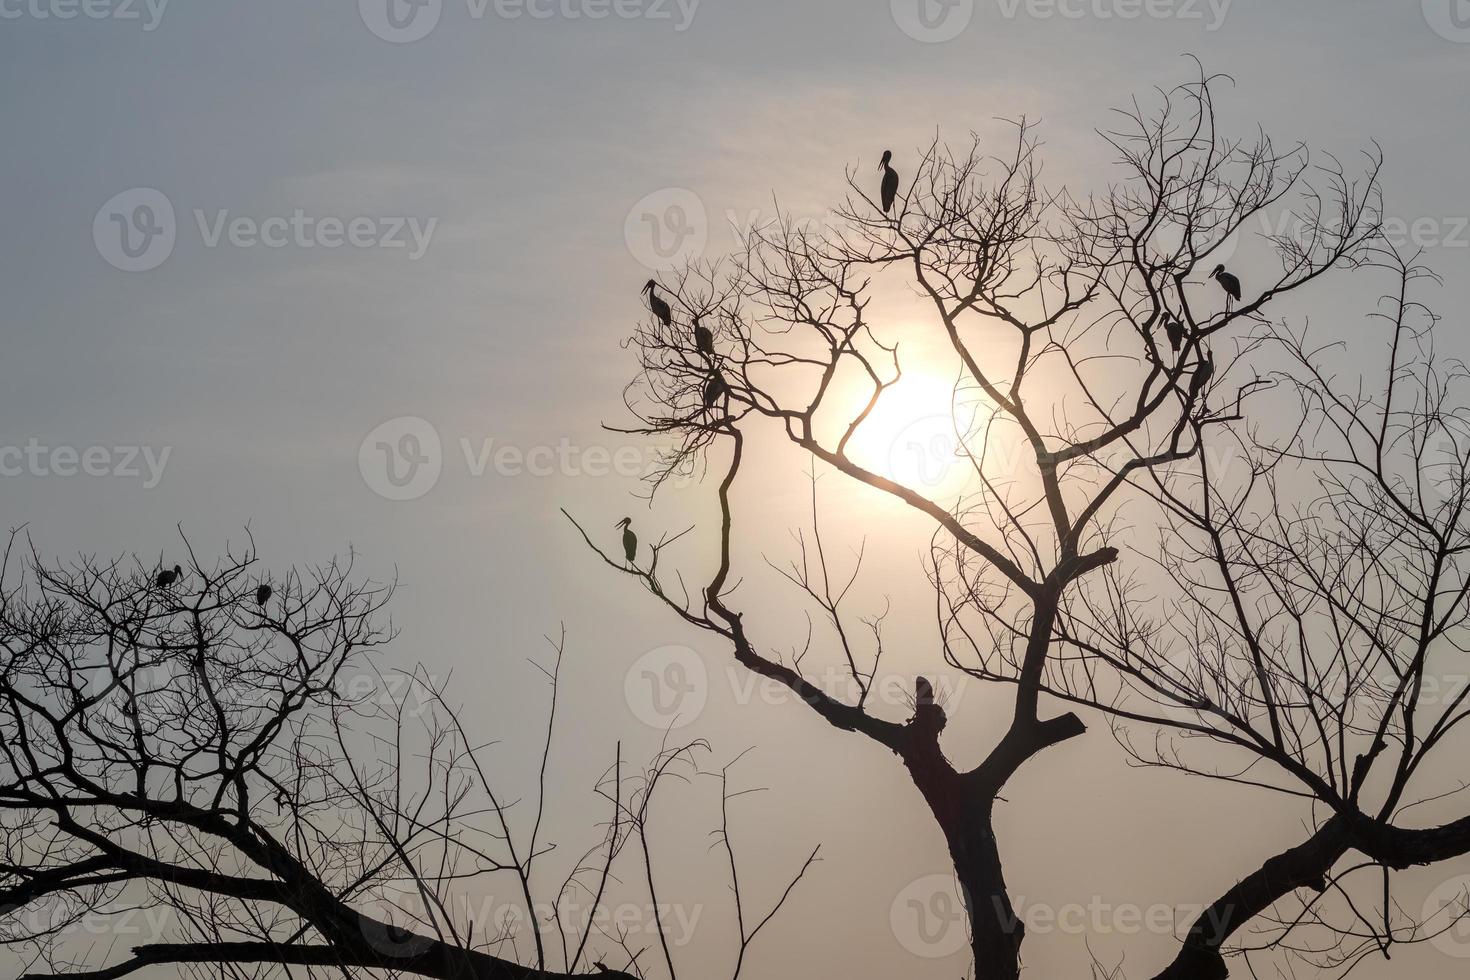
[846,369,990,498]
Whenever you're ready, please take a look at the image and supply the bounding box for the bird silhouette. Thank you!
[912,676,946,732]
[693,315,715,360]
[1188,350,1215,400]
[615,517,638,566]
[155,564,182,589]
[255,583,272,607]
[1163,317,1184,354]
[879,150,899,214]
[642,279,672,328]
[703,370,729,410]
[1210,265,1242,307]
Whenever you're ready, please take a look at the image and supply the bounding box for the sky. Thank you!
[3,0,1470,977]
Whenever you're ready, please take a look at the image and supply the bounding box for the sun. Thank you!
[846,370,986,497]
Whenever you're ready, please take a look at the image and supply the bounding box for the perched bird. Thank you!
[1188,350,1215,400]
[642,280,672,328]
[255,583,272,607]
[155,564,182,589]
[693,316,715,360]
[1210,265,1242,306]
[615,517,638,566]
[703,370,729,410]
[879,150,899,214]
[912,676,946,732]
[1163,317,1184,354]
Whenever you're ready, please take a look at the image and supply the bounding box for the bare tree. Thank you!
[572,65,1470,978]
[0,534,814,980]
[1047,246,1470,978]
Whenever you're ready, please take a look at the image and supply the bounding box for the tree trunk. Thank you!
[899,705,1026,980]
[949,804,1024,980]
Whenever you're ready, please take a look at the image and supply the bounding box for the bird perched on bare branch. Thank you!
[912,676,946,733]
[703,370,729,410]
[615,517,637,567]
[1188,350,1215,400]
[1163,317,1184,353]
[155,564,182,588]
[693,315,715,361]
[879,150,899,214]
[1210,264,1242,308]
[642,279,672,328]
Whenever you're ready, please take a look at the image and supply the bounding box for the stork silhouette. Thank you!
[703,370,729,411]
[693,315,715,361]
[614,517,637,567]
[879,150,899,214]
[1210,265,1242,308]
[1188,350,1215,401]
[1163,317,1184,354]
[642,280,672,328]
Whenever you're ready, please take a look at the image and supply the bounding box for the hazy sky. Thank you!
[3,1,1470,977]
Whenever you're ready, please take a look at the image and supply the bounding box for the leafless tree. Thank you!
[1048,245,1470,978]
[0,533,815,980]
[574,65,1470,978]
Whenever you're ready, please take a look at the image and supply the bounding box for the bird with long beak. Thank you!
[615,517,638,567]
[155,564,182,588]
[1210,264,1242,308]
[879,150,899,214]
[642,279,672,328]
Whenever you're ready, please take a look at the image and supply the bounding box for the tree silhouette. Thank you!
[580,67,1470,978]
[0,535,814,980]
